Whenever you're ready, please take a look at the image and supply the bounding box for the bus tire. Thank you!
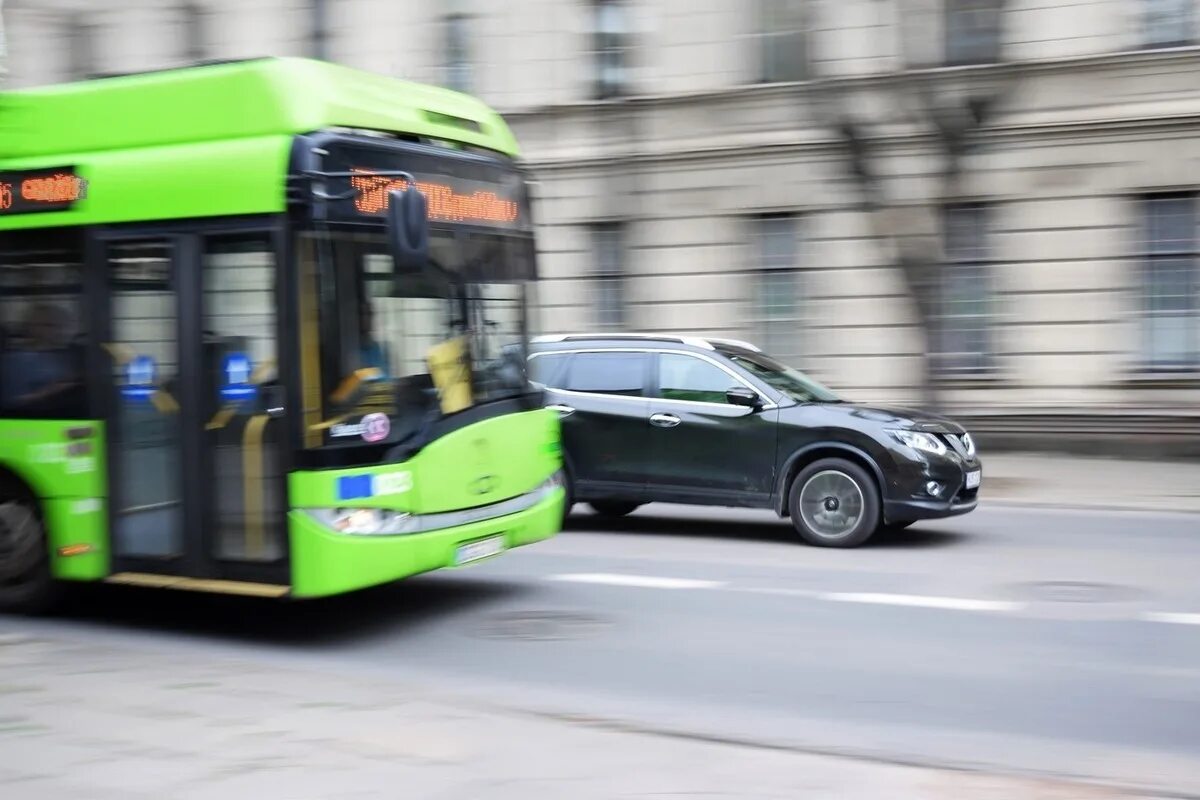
[0,496,61,615]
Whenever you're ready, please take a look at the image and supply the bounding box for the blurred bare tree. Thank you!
[809,0,1015,411]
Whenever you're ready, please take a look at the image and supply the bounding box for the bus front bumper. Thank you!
[287,487,564,598]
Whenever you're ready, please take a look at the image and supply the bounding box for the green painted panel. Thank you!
[0,136,291,230]
[0,58,518,161]
[0,420,109,582]
[0,58,521,230]
[0,419,106,499]
[289,487,563,598]
[287,408,563,597]
[288,408,563,513]
[43,497,109,580]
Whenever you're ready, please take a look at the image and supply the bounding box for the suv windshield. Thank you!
[726,352,841,403]
[300,230,530,451]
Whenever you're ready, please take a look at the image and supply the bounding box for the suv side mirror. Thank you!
[726,386,762,408]
[387,185,429,274]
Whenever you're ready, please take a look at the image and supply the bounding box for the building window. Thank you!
[444,13,471,92]
[752,216,803,364]
[591,223,625,329]
[65,14,99,80]
[945,0,1003,66]
[180,2,206,63]
[1144,0,1194,48]
[1142,195,1199,370]
[590,0,629,99]
[936,204,993,374]
[758,0,808,83]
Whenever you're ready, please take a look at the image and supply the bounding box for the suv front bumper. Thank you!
[884,452,982,524]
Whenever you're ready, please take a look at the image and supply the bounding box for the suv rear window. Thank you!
[565,352,647,396]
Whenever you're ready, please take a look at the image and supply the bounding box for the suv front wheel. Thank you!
[787,458,881,548]
[588,501,641,518]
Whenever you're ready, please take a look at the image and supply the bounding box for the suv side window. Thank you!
[658,353,741,404]
[565,351,647,397]
[528,352,570,387]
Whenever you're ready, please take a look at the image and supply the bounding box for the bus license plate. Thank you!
[965,470,981,489]
[455,535,505,565]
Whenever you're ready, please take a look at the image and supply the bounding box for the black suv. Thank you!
[528,334,981,547]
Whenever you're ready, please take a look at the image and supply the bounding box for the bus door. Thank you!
[99,230,287,581]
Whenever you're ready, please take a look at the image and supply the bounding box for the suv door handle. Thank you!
[649,413,681,428]
[547,404,575,417]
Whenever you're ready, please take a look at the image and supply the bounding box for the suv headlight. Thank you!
[887,429,947,456]
[962,432,976,458]
[306,507,416,536]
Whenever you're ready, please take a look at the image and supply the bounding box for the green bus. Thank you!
[0,57,564,612]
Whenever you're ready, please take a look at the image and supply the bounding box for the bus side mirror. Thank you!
[387,186,429,274]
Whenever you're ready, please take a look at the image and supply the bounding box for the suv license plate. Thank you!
[965,470,981,489]
[455,535,505,565]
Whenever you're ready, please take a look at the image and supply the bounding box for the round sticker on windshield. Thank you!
[361,413,391,443]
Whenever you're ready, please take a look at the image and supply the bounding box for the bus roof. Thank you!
[0,57,520,230]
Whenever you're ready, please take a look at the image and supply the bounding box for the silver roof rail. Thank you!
[704,337,762,353]
[531,332,716,350]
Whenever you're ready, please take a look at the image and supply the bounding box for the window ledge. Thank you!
[933,373,1006,389]
[1118,371,1200,388]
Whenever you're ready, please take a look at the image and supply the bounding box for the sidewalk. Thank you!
[0,631,1179,800]
[979,452,1200,514]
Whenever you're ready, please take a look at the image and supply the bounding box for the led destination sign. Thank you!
[321,141,529,232]
[351,169,520,226]
[0,167,88,215]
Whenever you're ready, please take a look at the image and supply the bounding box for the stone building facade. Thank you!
[4,1,1200,443]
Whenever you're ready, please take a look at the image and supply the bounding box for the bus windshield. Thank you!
[304,230,532,451]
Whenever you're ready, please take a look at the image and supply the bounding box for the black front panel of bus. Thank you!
[292,133,533,234]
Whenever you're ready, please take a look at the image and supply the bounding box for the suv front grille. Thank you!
[940,433,972,459]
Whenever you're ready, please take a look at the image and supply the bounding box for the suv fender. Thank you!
[774,442,888,517]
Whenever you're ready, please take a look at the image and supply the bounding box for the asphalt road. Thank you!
[4,503,1200,793]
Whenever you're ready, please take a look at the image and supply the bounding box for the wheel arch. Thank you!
[0,461,44,507]
[775,442,887,517]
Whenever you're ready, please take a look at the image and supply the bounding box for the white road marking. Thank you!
[543,575,1200,625]
[548,573,726,590]
[1142,612,1200,626]
[741,587,822,599]
[817,592,1022,613]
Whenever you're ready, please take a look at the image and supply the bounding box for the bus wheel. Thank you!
[0,498,59,615]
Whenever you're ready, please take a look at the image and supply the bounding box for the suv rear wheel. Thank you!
[588,501,641,518]
[788,458,880,548]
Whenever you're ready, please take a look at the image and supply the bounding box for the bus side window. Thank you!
[0,231,89,419]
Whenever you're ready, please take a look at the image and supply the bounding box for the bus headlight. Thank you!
[306,507,416,535]
[541,469,565,492]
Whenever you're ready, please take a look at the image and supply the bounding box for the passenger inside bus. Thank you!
[0,302,84,416]
[358,300,391,380]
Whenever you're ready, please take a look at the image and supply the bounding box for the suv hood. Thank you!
[805,402,968,435]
